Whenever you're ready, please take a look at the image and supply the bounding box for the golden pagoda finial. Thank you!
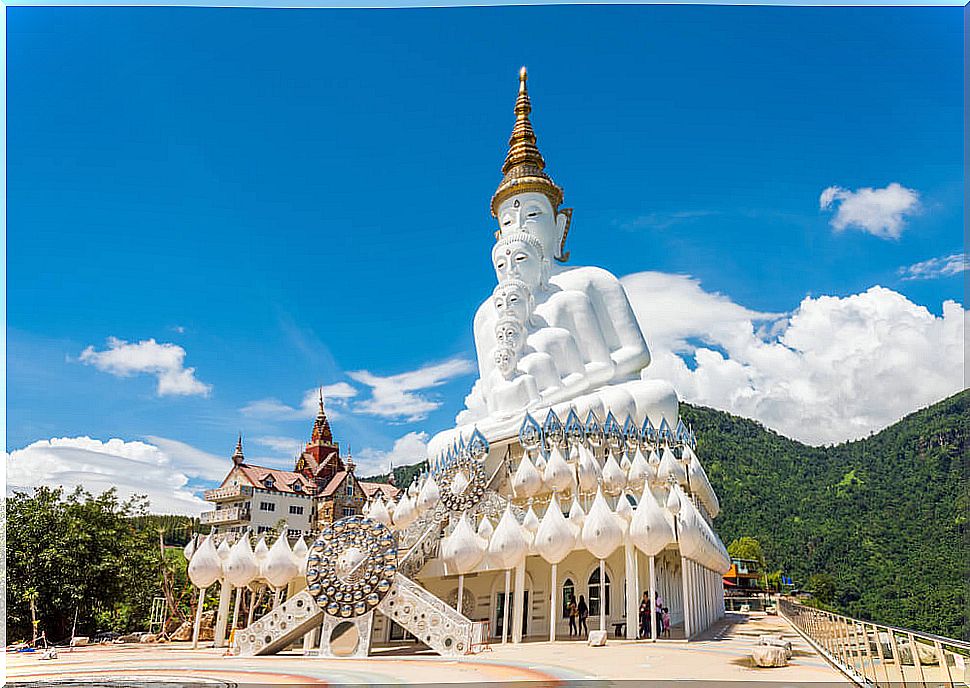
[491,66,564,218]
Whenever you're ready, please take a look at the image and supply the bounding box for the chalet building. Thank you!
[200,393,398,537]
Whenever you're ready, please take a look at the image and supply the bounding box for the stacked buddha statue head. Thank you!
[491,67,573,265]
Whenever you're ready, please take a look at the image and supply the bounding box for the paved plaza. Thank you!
[8,613,849,686]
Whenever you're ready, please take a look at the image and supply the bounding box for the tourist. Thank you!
[567,596,578,636]
[655,594,664,637]
[577,595,589,636]
[662,608,671,638]
[638,592,651,638]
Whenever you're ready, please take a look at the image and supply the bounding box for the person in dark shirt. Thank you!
[577,595,589,636]
[566,596,578,636]
[638,592,651,638]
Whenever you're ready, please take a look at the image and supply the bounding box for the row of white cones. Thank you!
[184,528,307,590]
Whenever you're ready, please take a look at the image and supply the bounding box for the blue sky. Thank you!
[7,6,964,512]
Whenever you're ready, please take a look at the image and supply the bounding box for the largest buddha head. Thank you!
[491,67,573,264]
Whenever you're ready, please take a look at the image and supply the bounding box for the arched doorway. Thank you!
[562,578,576,615]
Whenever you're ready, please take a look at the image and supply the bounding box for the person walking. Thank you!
[567,596,578,637]
[577,595,589,637]
[655,594,664,638]
[638,592,651,638]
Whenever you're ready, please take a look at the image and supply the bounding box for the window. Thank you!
[342,507,354,517]
[259,501,275,512]
[257,526,269,533]
[293,483,302,492]
[287,529,300,538]
[346,482,354,497]
[562,578,575,615]
[289,505,304,515]
[263,476,275,489]
[588,568,611,617]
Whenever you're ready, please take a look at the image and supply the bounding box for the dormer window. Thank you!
[293,482,302,492]
[263,476,275,489]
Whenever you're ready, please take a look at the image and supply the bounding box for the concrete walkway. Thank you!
[7,613,849,685]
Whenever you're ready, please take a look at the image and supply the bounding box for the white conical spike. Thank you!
[392,493,416,530]
[369,495,392,526]
[620,452,632,474]
[567,493,586,529]
[576,445,600,493]
[477,514,494,540]
[443,513,486,574]
[291,535,309,571]
[253,536,269,565]
[217,538,231,561]
[658,447,687,486]
[543,446,574,493]
[522,502,540,536]
[188,535,223,588]
[488,503,529,569]
[665,485,682,515]
[627,448,651,487]
[602,450,627,493]
[581,487,623,560]
[417,473,441,511]
[224,532,259,588]
[261,531,298,589]
[535,493,575,564]
[513,452,542,498]
[183,535,197,562]
[616,491,634,522]
[630,481,674,556]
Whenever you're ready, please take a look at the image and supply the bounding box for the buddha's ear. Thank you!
[555,208,573,263]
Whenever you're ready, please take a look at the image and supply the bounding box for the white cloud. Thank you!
[80,337,211,396]
[355,431,429,477]
[5,436,225,514]
[899,253,968,281]
[252,436,304,455]
[622,271,965,445]
[350,358,476,422]
[819,182,919,239]
[241,382,358,420]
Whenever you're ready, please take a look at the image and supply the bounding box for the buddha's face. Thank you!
[495,319,525,354]
[493,283,531,323]
[492,346,516,378]
[497,192,567,262]
[492,237,544,289]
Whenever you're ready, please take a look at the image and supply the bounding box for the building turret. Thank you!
[311,389,334,444]
[231,434,245,465]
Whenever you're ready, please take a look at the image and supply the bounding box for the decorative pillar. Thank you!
[599,559,607,632]
[625,542,637,640]
[457,574,465,616]
[649,555,658,641]
[502,569,512,644]
[681,556,691,640]
[512,560,526,643]
[214,578,232,648]
[549,563,558,642]
[230,588,242,633]
[191,588,206,649]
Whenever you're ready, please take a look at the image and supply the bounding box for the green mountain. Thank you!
[679,390,968,641]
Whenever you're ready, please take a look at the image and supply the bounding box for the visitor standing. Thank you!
[577,595,589,636]
[662,607,671,638]
[638,592,650,638]
[655,594,664,637]
[567,596,578,636]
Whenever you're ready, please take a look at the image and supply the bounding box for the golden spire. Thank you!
[491,67,564,218]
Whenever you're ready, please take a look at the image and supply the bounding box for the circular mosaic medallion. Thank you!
[434,454,487,513]
[308,515,398,618]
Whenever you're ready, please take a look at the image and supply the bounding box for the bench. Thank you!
[612,622,626,637]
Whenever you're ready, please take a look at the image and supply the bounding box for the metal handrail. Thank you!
[779,597,969,687]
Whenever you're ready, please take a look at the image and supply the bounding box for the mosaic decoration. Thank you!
[434,454,488,513]
[306,516,398,619]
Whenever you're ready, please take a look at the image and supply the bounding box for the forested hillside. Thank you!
[680,390,968,640]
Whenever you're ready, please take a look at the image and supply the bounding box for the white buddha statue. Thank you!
[435,67,678,455]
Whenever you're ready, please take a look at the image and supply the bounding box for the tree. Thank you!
[727,536,766,567]
[807,573,837,604]
[7,486,162,642]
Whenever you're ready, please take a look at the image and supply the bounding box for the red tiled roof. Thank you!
[360,482,399,500]
[320,470,350,497]
[237,465,314,495]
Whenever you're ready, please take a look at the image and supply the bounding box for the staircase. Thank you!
[232,590,323,656]
[377,573,486,657]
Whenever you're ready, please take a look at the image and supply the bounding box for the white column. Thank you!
[512,560,526,643]
[214,578,232,648]
[625,542,637,640]
[649,555,657,641]
[302,625,316,654]
[231,588,242,633]
[457,574,465,616]
[681,557,691,640]
[273,588,282,609]
[246,586,260,627]
[502,569,512,644]
[549,562,558,642]
[598,559,606,632]
[192,587,206,649]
